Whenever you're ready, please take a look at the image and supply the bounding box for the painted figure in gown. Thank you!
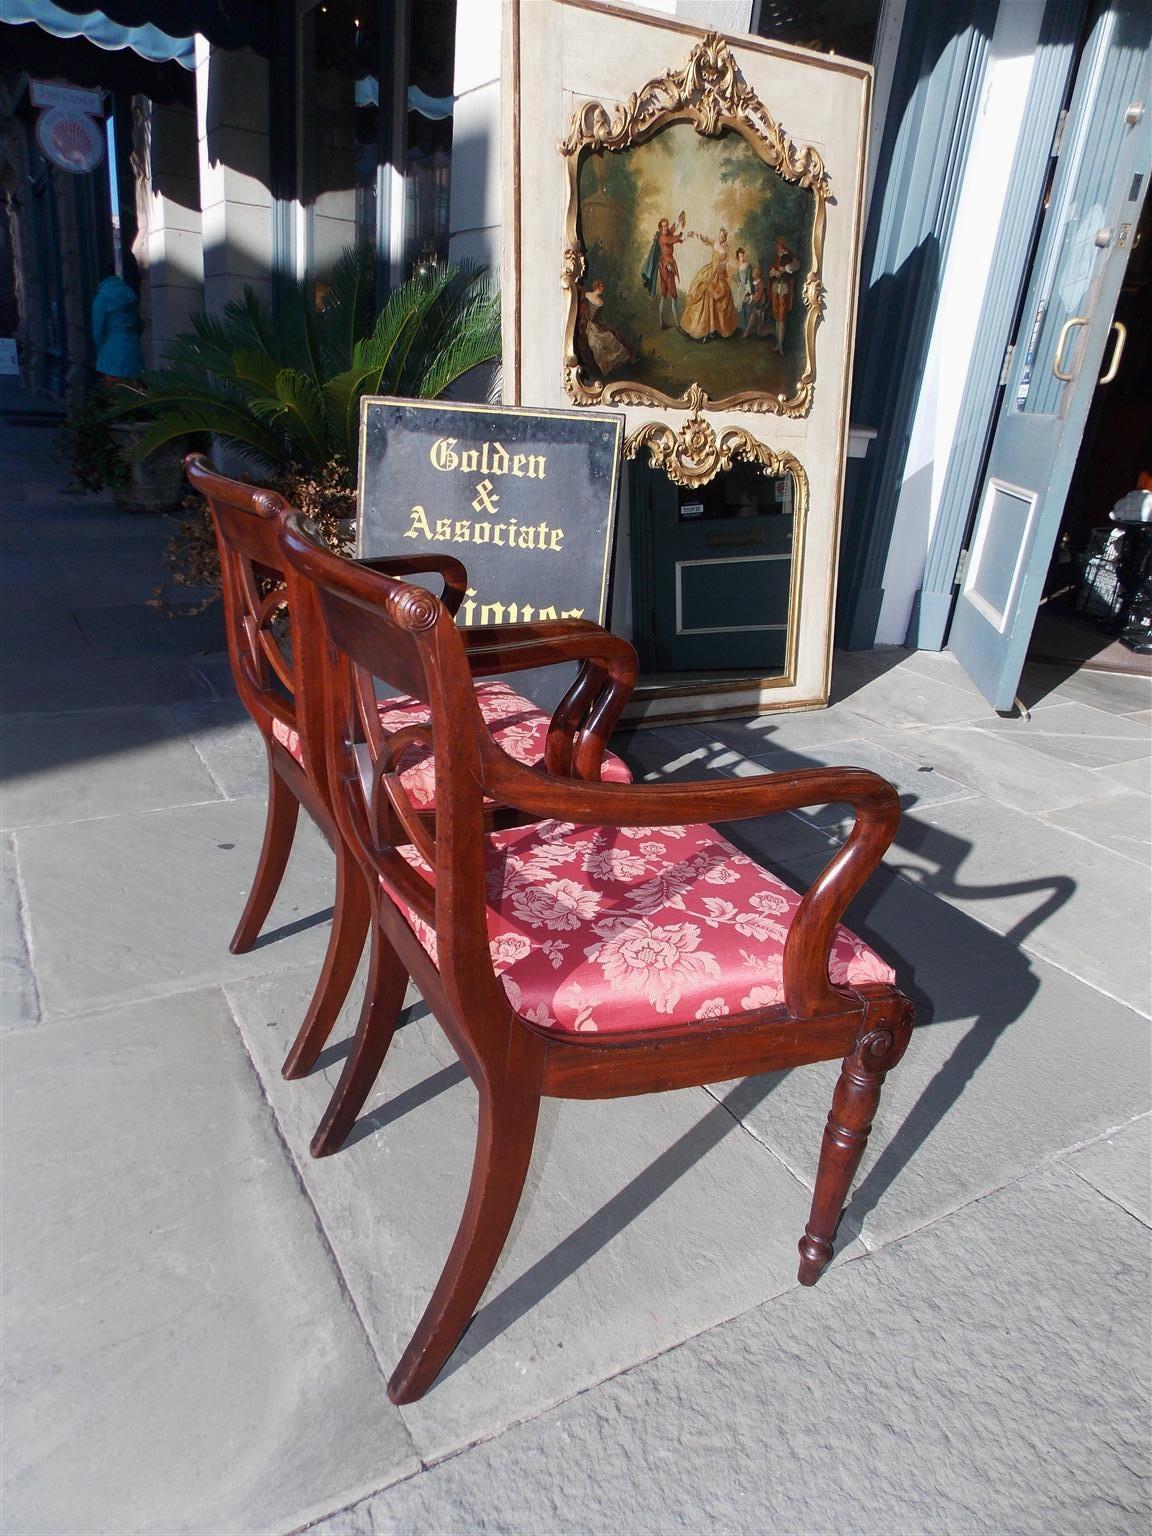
[680,227,739,341]
[576,280,633,377]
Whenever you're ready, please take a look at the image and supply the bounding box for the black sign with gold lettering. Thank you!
[356,398,623,632]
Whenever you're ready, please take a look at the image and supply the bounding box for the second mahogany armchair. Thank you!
[280,511,916,1405]
[185,455,636,1081]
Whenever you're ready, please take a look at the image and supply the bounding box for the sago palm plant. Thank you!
[122,246,501,476]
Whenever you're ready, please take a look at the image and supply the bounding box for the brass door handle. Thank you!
[1052,316,1087,380]
[1098,321,1128,384]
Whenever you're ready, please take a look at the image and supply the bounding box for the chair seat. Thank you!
[272,680,632,808]
[395,819,895,1035]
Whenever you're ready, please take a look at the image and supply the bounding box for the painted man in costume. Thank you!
[641,211,686,330]
[768,237,800,354]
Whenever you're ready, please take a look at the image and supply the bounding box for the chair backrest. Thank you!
[185,453,295,723]
[279,510,508,1020]
[185,454,335,790]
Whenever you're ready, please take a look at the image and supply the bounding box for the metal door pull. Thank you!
[1098,321,1127,384]
[1052,316,1087,380]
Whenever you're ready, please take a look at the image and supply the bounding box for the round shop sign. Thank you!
[35,107,106,174]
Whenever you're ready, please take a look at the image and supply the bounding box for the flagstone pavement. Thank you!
[2,379,1149,1536]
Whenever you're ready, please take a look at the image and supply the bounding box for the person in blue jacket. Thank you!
[91,267,144,380]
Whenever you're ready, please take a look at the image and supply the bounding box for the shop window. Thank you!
[300,0,380,273]
[403,0,455,276]
[296,0,455,289]
[753,0,882,63]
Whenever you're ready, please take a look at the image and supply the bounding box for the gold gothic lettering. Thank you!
[429,438,547,480]
[458,588,583,627]
[404,505,564,552]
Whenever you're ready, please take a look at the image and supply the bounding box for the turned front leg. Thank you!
[798,1010,912,1285]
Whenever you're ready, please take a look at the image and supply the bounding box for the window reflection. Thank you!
[299,0,455,282]
[754,0,882,62]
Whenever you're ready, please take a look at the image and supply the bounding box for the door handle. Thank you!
[1098,321,1128,384]
[1052,316,1087,380]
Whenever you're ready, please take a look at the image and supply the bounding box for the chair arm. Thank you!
[480,748,900,1017]
[461,618,609,651]
[462,626,638,779]
[354,553,468,616]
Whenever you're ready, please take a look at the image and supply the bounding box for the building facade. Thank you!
[2,0,1148,714]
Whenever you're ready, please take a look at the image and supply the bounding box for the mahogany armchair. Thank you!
[279,512,916,1405]
[185,455,635,1082]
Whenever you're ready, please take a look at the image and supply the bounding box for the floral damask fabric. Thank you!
[393,819,895,1036]
[271,680,632,807]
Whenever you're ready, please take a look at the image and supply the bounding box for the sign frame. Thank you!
[355,395,624,629]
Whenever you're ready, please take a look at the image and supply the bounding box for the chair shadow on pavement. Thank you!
[286,745,1076,1379]
[829,805,1074,1234]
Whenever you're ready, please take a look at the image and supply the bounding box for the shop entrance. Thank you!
[948,0,1150,709]
[1028,192,1151,672]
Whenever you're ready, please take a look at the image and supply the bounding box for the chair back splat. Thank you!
[284,515,507,1049]
[279,510,916,1406]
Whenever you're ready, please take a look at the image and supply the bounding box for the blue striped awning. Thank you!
[4,0,196,69]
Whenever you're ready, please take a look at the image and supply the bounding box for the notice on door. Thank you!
[357,397,622,627]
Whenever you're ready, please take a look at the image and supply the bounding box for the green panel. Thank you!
[678,553,792,633]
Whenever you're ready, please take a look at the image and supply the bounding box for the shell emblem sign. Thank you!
[35,107,105,174]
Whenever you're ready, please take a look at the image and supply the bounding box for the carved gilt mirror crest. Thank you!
[559,31,830,420]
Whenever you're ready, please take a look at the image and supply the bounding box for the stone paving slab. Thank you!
[0,988,417,1536]
[1,834,38,1029]
[1,706,223,828]
[1063,1114,1151,1226]
[709,858,1152,1249]
[0,606,96,664]
[1100,752,1152,793]
[308,1162,1151,1536]
[15,798,337,1018]
[681,700,886,755]
[1019,659,1152,715]
[979,700,1152,768]
[0,655,219,715]
[72,601,227,660]
[609,724,722,782]
[1040,789,1152,866]
[718,735,972,831]
[892,794,1152,1014]
[831,648,995,730]
[880,720,1130,815]
[169,698,271,800]
[224,965,860,1465]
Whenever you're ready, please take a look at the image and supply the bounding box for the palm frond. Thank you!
[319,244,375,372]
[247,369,331,465]
[321,362,388,469]
[134,244,502,480]
[126,405,286,465]
[415,294,502,400]
[221,287,281,359]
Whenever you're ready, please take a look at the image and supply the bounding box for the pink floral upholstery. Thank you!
[393,820,896,1036]
[271,680,632,807]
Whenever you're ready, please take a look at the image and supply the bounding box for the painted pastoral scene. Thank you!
[573,122,816,404]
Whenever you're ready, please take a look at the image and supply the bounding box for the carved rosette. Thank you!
[559,31,828,418]
[624,389,808,494]
[852,1000,915,1075]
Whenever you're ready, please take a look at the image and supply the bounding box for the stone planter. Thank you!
[107,422,188,513]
